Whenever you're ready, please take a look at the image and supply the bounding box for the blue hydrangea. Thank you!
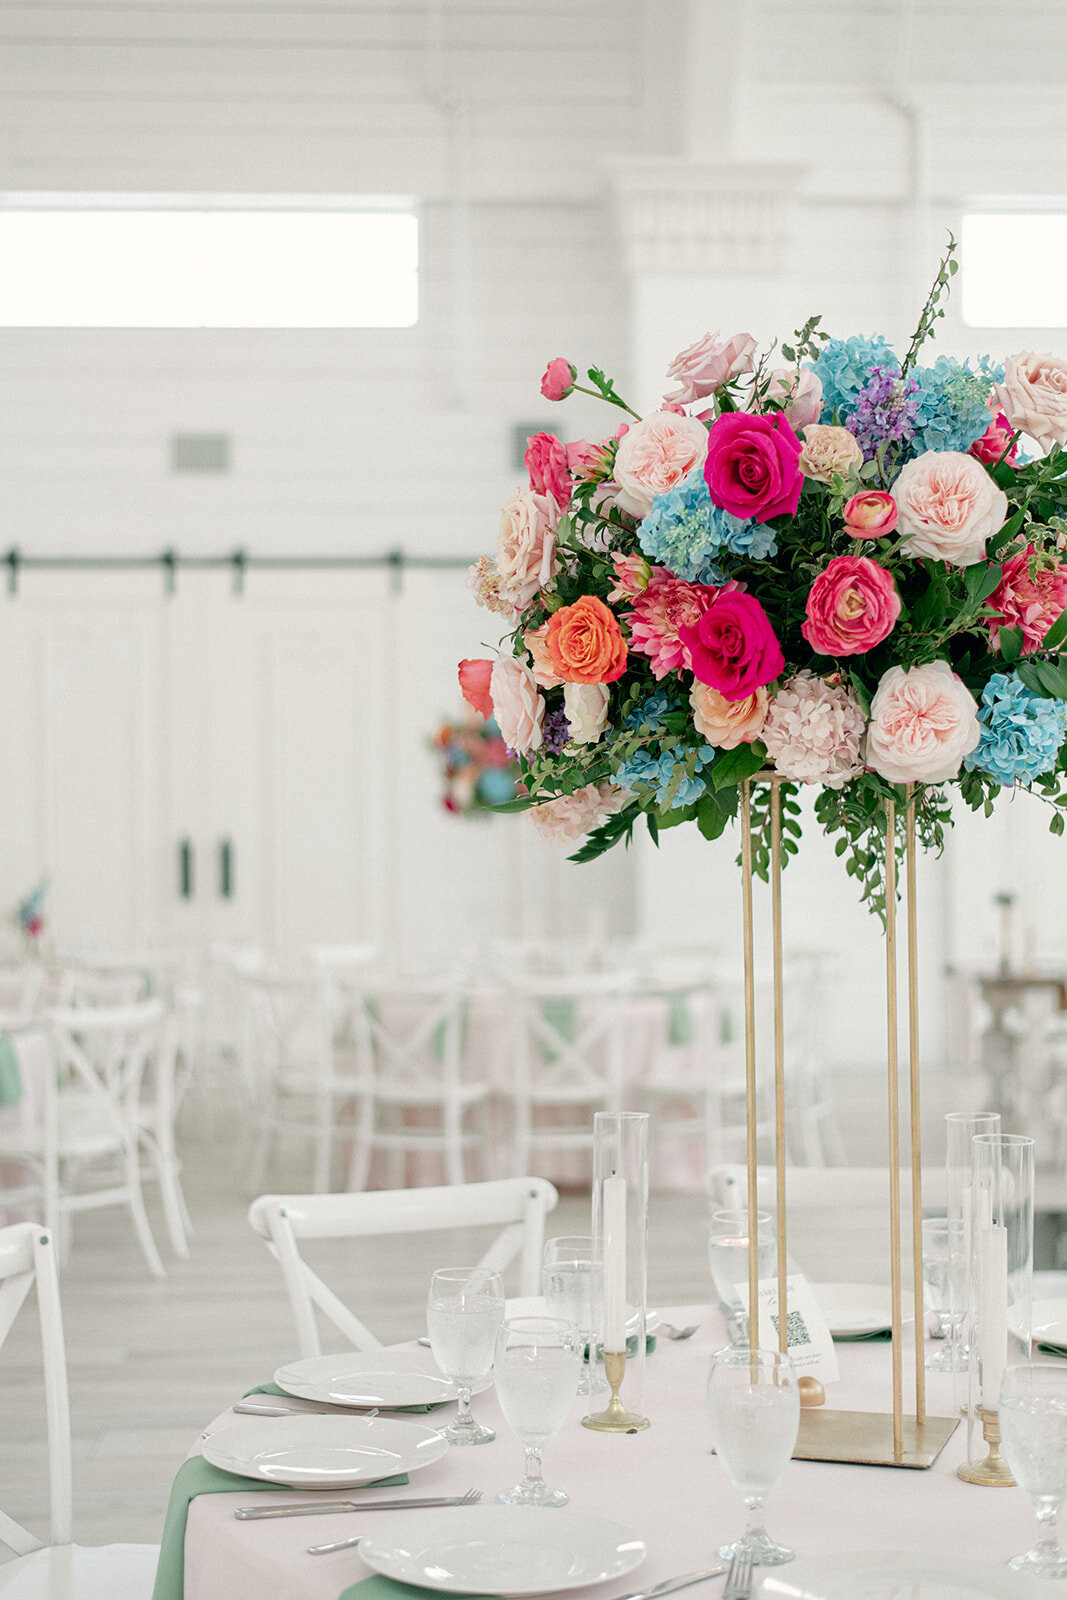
[613,744,715,810]
[964,672,1067,787]
[910,355,1005,456]
[638,473,776,583]
[625,690,678,730]
[811,336,898,422]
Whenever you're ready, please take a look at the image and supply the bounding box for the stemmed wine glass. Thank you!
[708,1210,775,1346]
[542,1236,604,1396]
[999,1364,1067,1577]
[494,1315,581,1507]
[427,1267,505,1446]
[706,1345,799,1567]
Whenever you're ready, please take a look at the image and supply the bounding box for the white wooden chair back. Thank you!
[506,971,632,1106]
[0,1223,71,1555]
[59,968,148,1008]
[242,974,329,1090]
[46,1000,166,1130]
[248,1176,559,1358]
[0,966,44,1020]
[347,981,467,1095]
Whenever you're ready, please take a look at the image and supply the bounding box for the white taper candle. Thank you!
[602,1174,627,1352]
[979,1221,1008,1412]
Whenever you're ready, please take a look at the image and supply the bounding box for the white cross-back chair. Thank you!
[248,1175,558,1358]
[134,1012,191,1259]
[625,981,720,1166]
[0,1222,158,1595]
[0,966,44,1028]
[58,969,148,1009]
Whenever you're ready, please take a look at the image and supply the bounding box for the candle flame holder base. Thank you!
[581,1350,650,1433]
[957,1407,1016,1487]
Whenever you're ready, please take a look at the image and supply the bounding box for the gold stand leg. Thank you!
[906,785,925,1427]
[740,779,759,1353]
[885,795,904,1460]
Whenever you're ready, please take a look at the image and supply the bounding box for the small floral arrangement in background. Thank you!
[457,238,1067,916]
[431,709,519,816]
[15,880,46,946]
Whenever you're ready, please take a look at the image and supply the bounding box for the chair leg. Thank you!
[152,1135,191,1259]
[124,1142,166,1278]
[443,1102,465,1187]
[346,1095,375,1192]
[312,1093,333,1193]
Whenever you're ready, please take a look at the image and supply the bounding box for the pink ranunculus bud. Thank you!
[458,658,495,719]
[540,357,577,402]
[664,332,757,405]
[843,490,899,539]
[801,555,901,658]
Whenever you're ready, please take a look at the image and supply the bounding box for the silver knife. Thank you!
[612,1569,726,1600]
[235,1493,470,1520]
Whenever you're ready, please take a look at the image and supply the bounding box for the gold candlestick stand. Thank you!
[740,778,958,1469]
[581,1349,650,1433]
[957,1407,1016,1486]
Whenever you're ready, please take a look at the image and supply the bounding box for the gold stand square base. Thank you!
[794,1409,959,1469]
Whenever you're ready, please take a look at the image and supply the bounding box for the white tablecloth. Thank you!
[183,1306,1044,1600]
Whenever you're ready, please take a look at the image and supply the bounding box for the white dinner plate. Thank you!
[201,1414,448,1487]
[359,1505,647,1596]
[814,1282,894,1338]
[274,1349,490,1409]
[1010,1297,1067,1344]
[758,1550,1031,1599]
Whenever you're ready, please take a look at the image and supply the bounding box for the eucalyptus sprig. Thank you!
[900,234,959,375]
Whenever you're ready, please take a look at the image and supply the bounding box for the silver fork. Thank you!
[722,1548,754,1600]
[306,1487,482,1554]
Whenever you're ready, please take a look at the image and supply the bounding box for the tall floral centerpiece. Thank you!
[458,243,1067,913]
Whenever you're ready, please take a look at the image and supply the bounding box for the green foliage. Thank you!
[900,235,959,375]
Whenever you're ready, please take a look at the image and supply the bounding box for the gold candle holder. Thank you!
[581,1349,650,1433]
[957,1407,1016,1486]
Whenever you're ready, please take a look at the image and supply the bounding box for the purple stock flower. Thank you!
[844,366,920,461]
[541,709,571,754]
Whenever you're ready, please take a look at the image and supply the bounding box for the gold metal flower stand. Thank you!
[739,775,958,1468]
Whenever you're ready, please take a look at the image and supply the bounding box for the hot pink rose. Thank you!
[995,352,1067,450]
[892,450,1008,567]
[524,431,572,509]
[496,488,558,610]
[843,490,898,539]
[761,367,824,431]
[541,357,577,402]
[489,658,544,754]
[458,658,494,718]
[612,411,710,519]
[664,331,757,405]
[866,661,980,784]
[969,410,1019,467]
[987,544,1067,654]
[679,590,785,702]
[703,411,803,523]
[801,556,901,658]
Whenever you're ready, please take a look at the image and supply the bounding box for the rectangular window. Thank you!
[962,210,1067,328]
[0,195,418,328]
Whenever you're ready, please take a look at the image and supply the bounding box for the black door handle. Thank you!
[219,838,234,900]
[179,839,194,900]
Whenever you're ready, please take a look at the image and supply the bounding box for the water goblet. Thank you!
[708,1210,775,1345]
[427,1267,505,1446]
[706,1345,799,1567]
[542,1235,604,1396]
[999,1364,1067,1577]
[922,1217,958,1371]
[495,1315,581,1507]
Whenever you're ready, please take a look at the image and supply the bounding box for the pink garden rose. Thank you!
[704,412,804,523]
[496,487,559,610]
[526,781,627,843]
[489,658,545,754]
[541,357,577,402]
[679,589,785,702]
[761,367,824,432]
[612,411,710,519]
[969,410,1019,467]
[689,681,768,749]
[892,450,1008,567]
[801,555,901,658]
[762,671,866,789]
[626,574,717,679]
[866,660,980,784]
[524,431,572,509]
[987,544,1067,654]
[457,658,494,719]
[563,682,610,745]
[995,352,1067,450]
[843,490,898,539]
[664,331,757,405]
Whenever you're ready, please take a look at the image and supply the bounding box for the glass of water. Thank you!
[922,1218,957,1371]
[706,1345,799,1567]
[542,1236,604,1396]
[495,1315,581,1507]
[427,1267,505,1446]
[999,1364,1067,1577]
[708,1210,775,1345]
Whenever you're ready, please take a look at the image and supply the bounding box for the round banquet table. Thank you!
[183,1305,1045,1600]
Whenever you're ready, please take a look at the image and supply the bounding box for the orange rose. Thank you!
[544,595,628,685]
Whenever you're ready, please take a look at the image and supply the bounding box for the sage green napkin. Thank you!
[1038,1343,1067,1358]
[0,1034,23,1106]
[340,1581,494,1600]
[151,1453,409,1600]
[665,992,694,1047]
[246,1381,447,1415]
[833,1328,893,1342]
[539,996,576,1062]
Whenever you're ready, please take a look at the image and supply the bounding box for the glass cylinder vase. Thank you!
[945,1111,1001,1406]
[960,1132,1034,1484]
[584,1110,649,1432]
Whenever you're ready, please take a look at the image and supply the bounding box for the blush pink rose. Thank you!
[541,358,577,402]
[843,490,898,539]
[489,658,544,754]
[524,431,572,509]
[496,487,559,610]
[866,661,980,784]
[679,589,785,702]
[801,555,901,657]
[563,682,610,745]
[987,544,1067,654]
[703,411,803,523]
[995,352,1067,450]
[892,450,1008,568]
[612,411,710,519]
[761,367,824,431]
[458,658,494,718]
[523,622,564,689]
[664,331,757,405]
[969,410,1019,467]
[689,681,768,748]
